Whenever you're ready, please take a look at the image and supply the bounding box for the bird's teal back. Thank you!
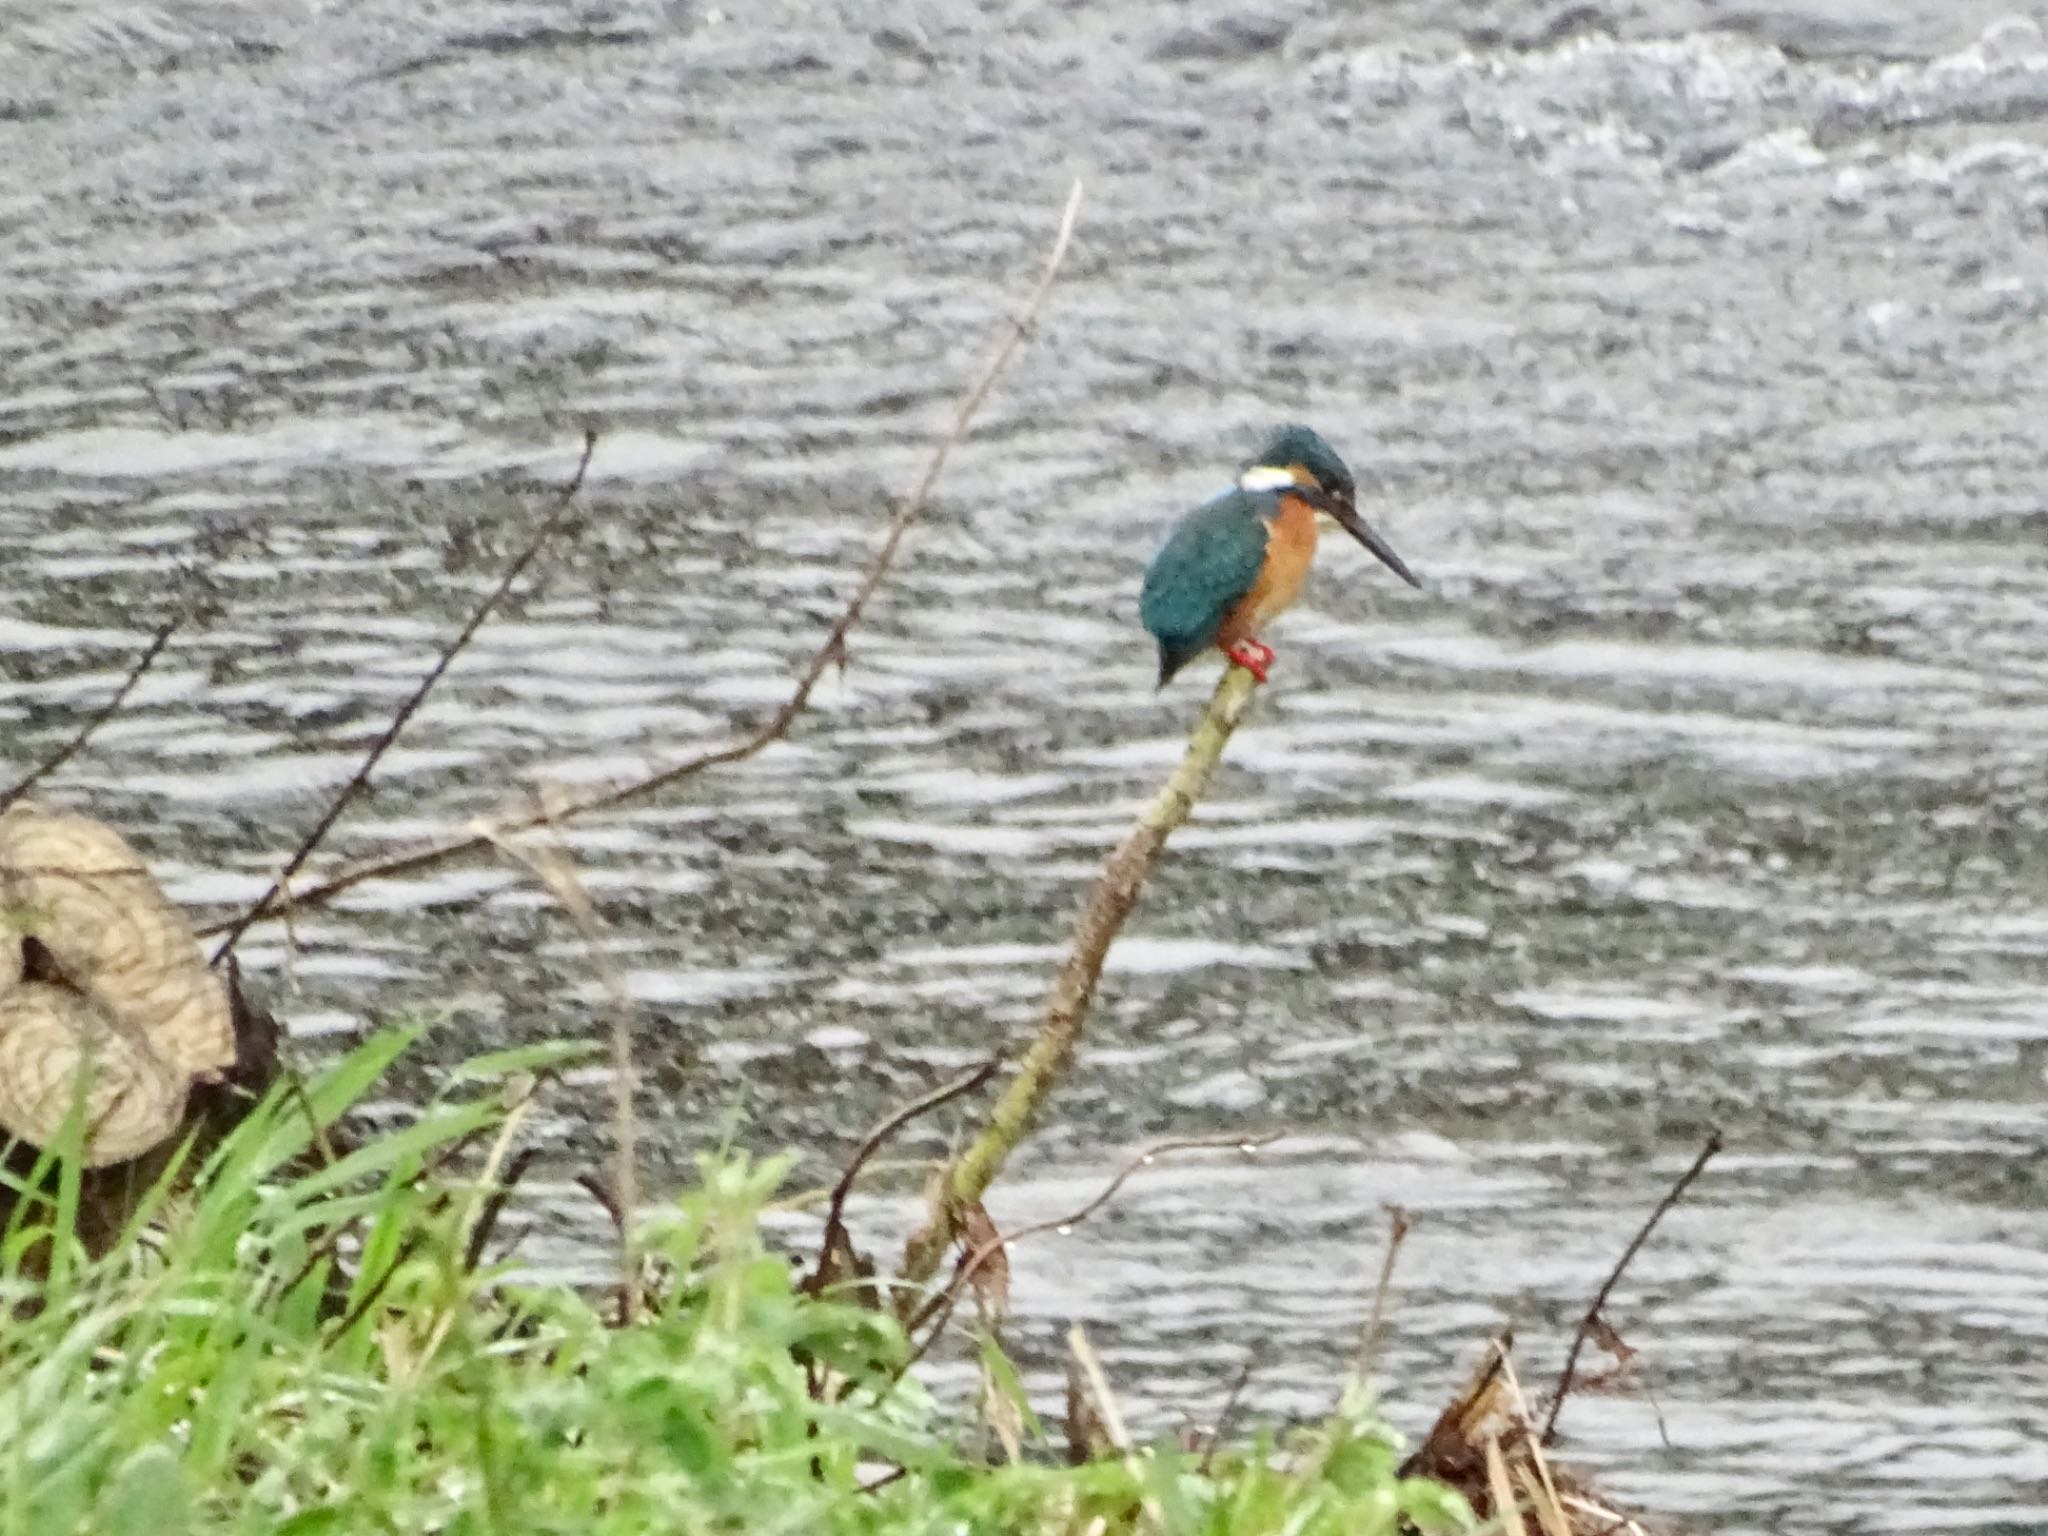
[1139,488,1271,685]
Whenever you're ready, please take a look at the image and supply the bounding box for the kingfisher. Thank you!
[1139,424,1420,686]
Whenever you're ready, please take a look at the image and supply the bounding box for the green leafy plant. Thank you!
[0,1030,1470,1536]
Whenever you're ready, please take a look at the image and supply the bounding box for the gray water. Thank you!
[4,1,2048,1529]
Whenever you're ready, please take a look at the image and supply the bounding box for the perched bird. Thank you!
[1139,424,1420,686]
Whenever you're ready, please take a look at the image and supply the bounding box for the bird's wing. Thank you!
[1139,488,1271,676]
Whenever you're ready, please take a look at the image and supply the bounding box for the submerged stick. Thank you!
[897,662,1264,1295]
[1541,1128,1722,1444]
[0,612,183,815]
[200,181,1084,940]
[208,430,598,960]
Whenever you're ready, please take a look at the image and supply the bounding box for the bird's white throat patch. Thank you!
[1237,465,1297,492]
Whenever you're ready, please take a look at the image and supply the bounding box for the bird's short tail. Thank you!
[1154,635,1203,689]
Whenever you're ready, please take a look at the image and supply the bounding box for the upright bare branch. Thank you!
[897,661,1265,1294]
[478,815,643,1321]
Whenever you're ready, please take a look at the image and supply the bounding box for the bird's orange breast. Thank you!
[1217,492,1319,649]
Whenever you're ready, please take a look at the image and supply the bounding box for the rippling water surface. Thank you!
[5,2,2048,1529]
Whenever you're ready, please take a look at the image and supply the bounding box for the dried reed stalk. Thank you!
[476,812,642,1322]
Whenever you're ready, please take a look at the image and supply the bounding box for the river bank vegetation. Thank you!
[1,1025,1689,1535]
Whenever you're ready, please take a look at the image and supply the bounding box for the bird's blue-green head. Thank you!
[1239,423,1419,589]
[1247,423,1355,500]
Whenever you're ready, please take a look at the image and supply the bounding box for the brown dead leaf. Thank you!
[1578,1314,1644,1396]
[961,1199,1009,1320]
[802,1220,879,1310]
[1402,1331,1515,1486]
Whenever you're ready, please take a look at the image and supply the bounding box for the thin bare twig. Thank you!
[895,1132,1278,1378]
[1541,1129,1722,1444]
[1197,1345,1263,1474]
[572,1168,642,1324]
[456,1069,546,1274]
[1353,1204,1413,1381]
[575,1170,625,1233]
[0,612,182,815]
[1639,1355,1673,1451]
[463,1147,542,1273]
[802,1057,1001,1298]
[208,429,599,961]
[322,1230,430,1346]
[201,181,1085,939]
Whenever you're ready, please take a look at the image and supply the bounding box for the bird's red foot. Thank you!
[1225,640,1275,682]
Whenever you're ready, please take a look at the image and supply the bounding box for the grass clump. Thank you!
[0,1028,1471,1536]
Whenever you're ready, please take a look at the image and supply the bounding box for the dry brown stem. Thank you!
[0,612,183,817]
[1354,1203,1414,1381]
[1541,1129,1722,1444]
[476,811,643,1323]
[1195,1347,1262,1473]
[1066,1324,1131,1453]
[200,182,1084,942]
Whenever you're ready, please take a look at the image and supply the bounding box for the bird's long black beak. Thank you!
[1306,487,1421,589]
